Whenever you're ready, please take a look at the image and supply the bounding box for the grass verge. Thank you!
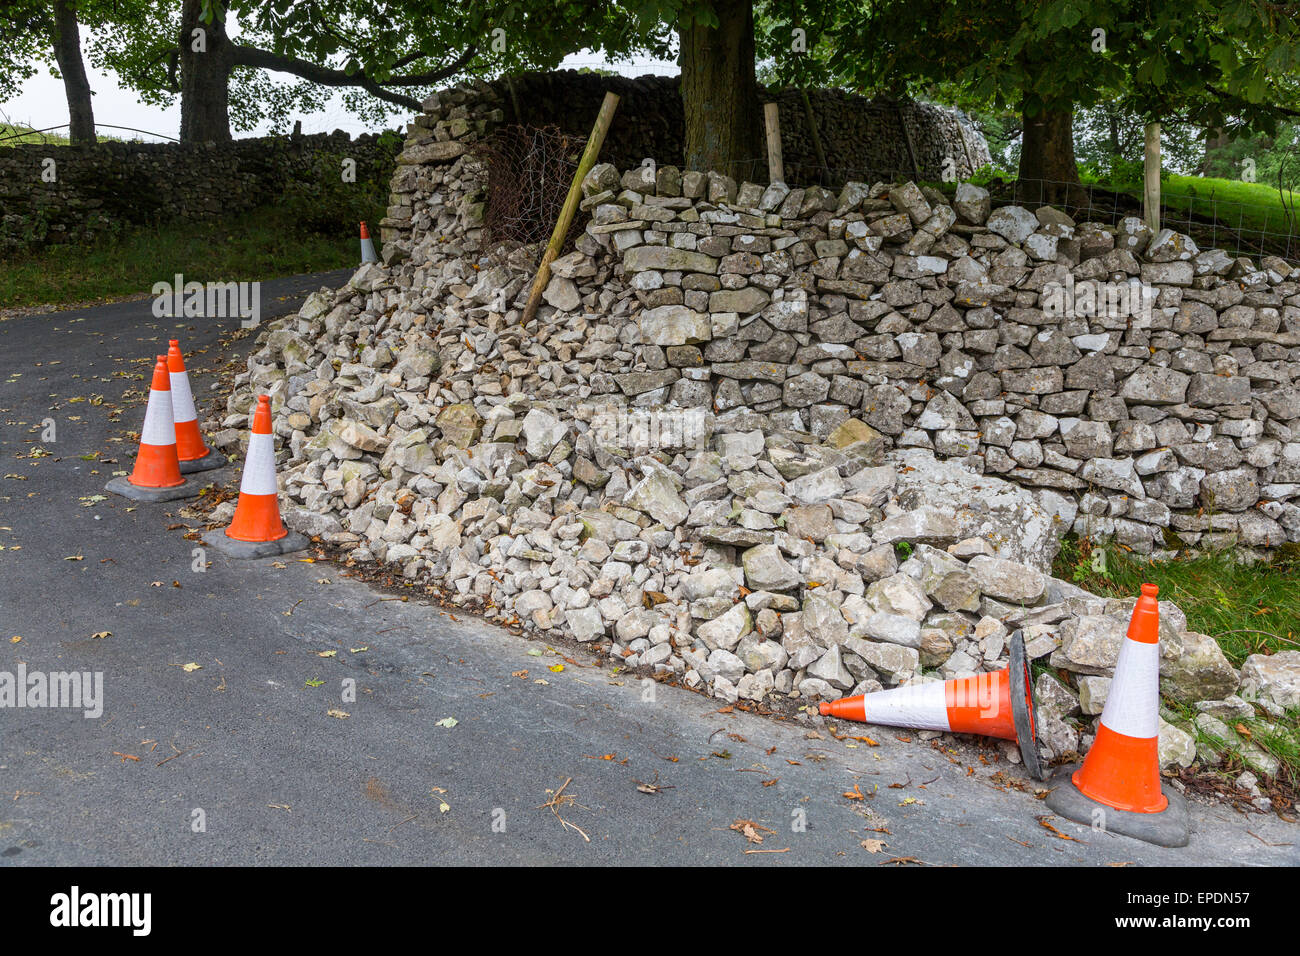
[1054,536,1298,663]
[0,201,375,312]
[1054,535,1299,805]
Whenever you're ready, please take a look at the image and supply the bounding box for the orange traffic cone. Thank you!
[202,395,307,558]
[105,356,200,501]
[1044,584,1190,847]
[820,632,1042,780]
[168,340,223,474]
[359,221,378,264]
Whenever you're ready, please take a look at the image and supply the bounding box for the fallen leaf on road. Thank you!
[729,819,775,845]
[63,555,83,561]
[843,784,865,801]
[548,664,564,673]
[860,839,887,853]
[1037,816,1085,843]
[317,650,337,658]
[439,801,450,813]
[180,662,201,672]
[435,717,458,729]
[327,709,350,719]
[9,636,21,644]
[304,678,324,687]
[91,631,111,639]
[349,646,369,653]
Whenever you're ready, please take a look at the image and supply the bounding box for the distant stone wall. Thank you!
[482,70,988,185]
[0,131,399,255]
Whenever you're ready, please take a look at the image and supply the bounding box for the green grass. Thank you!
[0,123,71,146]
[1056,536,1300,791]
[0,203,369,310]
[1148,174,1300,239]
[1055,536,1298,664]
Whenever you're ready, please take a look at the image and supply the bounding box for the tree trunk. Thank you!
[1017,106,1084,208]
[1200,126,1229,176]
[50,0,95,145]
[179,0,234,143]
[678,0,762,181]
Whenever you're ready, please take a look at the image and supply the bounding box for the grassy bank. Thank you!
[0,202,374,311]
[1054,536,1298,664]
[1055,537,1298,796]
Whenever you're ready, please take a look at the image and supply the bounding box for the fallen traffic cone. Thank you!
[168,340,224,474]
[359,221,378,264]
[820,631,1043,780]
[105,356,201,502]
[201,395,307,558]
[1044,584,1189,847]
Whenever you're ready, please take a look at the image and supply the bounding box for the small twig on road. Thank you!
[538,777,591,842]
[156,743,190,767]
[1247,830,1292,847]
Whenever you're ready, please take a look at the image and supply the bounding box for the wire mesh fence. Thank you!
[0,122,180,145]
[635,154,1300,266]
[473,125,585,266]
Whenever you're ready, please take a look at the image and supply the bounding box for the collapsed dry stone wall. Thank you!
[385,79,1300,557]
[207,80,1300,781]
[0,131,398,254]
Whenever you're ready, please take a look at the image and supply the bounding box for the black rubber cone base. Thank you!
[106,476,201,502]
[178,448,227,474]
[1008,631,1045,781]
[1043,765,1190,848]
[201,528,308,559]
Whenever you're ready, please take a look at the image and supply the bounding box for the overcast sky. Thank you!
[2,51,679,143]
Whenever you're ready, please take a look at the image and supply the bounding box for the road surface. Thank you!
[1,270,1295,866]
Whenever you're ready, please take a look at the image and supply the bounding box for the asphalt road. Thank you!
[1,271,1296,866]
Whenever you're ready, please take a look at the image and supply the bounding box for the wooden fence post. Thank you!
[764,101,784,184]
[520,91,620,326]
[1144,121,1161,233]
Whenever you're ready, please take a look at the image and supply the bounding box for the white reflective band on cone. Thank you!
[1099,638,1160,739]
[239,432,279,496]
[170,370,198,423]
[861,679,950,731]
[141,390,177,446]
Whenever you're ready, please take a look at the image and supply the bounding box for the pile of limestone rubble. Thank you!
[204,123,1298,791]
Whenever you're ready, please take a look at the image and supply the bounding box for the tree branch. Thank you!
[229,44,478,110]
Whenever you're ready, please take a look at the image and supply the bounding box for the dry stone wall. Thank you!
[206,80,1300,778]
[0,131,399,254]
[387,79,1300,557]
[407,70,988,193]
